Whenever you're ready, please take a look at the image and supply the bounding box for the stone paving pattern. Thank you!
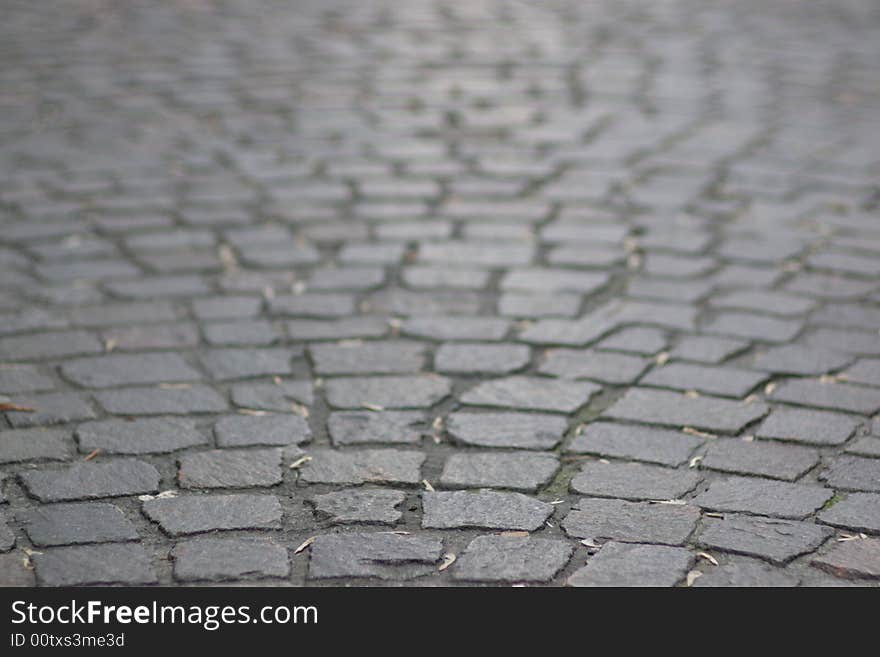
[0,0,879,587]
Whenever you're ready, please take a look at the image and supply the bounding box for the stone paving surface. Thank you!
[0,0,879,587]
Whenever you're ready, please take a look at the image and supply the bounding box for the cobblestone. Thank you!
[325,376,451,410]
[215,414,311,448]
[142,494,282,536]
[311,488,406,526]
[96,385,227,415]
[462,376,600,413]
[819,456,880,492]
[701,439,820,481]
[299,449,424,486]
[570,462,701,501]
[308,532,442,580]
[603,388,769,433]
[2,0,879,588]
[17,502,138,547]
[439,453,559,493]
[0,428,74,463]
[811,538,880,580]
[563,498,701,545]
[446,412,566,450]
[692,558,799,587]
[453,535,573,583]
[327,411,423,446]
[567,542,694,587]
[76,417,208,454]
[32,543,157,586]
[818,493,880,534]
[698,515,832,565]
[755,408,860,446]
[694,477,834,519]
[172,537,289,583]
[567,422,704,467]
[20,460,160,503]
[435,343,530,375]
[178,448,282,489]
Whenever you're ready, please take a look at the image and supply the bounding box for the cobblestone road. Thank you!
[1,0,879,587]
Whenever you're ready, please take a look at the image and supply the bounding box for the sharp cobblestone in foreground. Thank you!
[171,537,290,583]
[17,502,138,547]
[453,535,574,583]
[568,542,694,587]
[422,490,553,531]
[563,498,701,546]
[1,0,879,587]
[141,494,283,536]
[308,533,443,580]
[32,544,158,587]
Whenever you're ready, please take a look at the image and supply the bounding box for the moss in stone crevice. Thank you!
[821,493,845,510]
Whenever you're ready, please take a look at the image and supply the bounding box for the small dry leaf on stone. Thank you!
[686,570,702,587]
[21,547,42,571]
[705,512,724,519]
[238,408,268,416]
[0,402,35,412]
[438,553,456,571]
[764,382,777,395]
[684,390,700,399]
[598,458,610,464]
[140,490,177,502]
[83,449,101,461]
[697,551,719,566]
[289,455,312,470]
[550,499,564,505]
[688,455,703,468]
[744,394,759,403]
[683,426,716,439]
[819,374,838,384]
[295,536,317,554]
[104,338,117,352]
[650,499,686,506]
[361,403,385,411]
[580,538,601,548]
[218,244,238,270]
[837,533,867,542]
[422,479,435,492]
[741,435,754,442]
[290,402,309,418]
[655,352,670,365]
